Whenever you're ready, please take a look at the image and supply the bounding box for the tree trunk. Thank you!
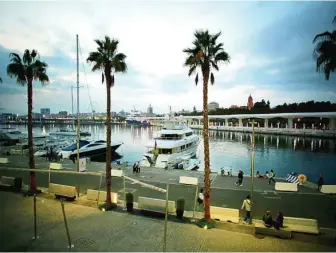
[27,79,37,192]
[202,70,211,221]
[105,69,112,208]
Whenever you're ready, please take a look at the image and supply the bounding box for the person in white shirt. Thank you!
[197,189,204,210]
[241,195,251,224]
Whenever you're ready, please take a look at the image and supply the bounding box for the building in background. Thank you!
[231,105,238,109]
[40,108,50,115]
[208,102,219,111]
[59,111,68,116]
[147,104,155,117]
[247,95,253,110]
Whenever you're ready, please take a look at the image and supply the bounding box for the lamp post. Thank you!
[250,119,255,224]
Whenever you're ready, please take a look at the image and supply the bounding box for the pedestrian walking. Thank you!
[317,173,324,192]
[241,195,251,224]
[235,170,243,186]
[268,169,276,184]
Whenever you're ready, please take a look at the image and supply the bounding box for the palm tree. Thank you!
[313,15,336,80]
[183,30,230,221]
[7,50,49,193]
[87,36,127,210]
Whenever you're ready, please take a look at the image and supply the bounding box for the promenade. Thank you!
[0,155,336,230]
[1,191,336,252]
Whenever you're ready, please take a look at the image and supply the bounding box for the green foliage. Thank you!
[7,50,49,86]
[312,14,336,80]
[176,198,185,210]
[126,192,133,203]
[196,218,216,229]
[183,29,230,86]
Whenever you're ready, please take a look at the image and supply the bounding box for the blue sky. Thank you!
[0,0,335,115]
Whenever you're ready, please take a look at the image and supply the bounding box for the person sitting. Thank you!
[263,171,269,179]
[262,210,273,228]
[256,171,263,178]
[274,212,284,230]
[221,168,225,176]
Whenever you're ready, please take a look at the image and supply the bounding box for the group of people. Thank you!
[256,170,276,184]
[240,195,284,229]
[262,210,284,230]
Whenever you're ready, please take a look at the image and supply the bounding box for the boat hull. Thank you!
[68,144,121,160]
[50,132,91,137]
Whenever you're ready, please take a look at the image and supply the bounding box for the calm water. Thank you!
[7,124,336,184]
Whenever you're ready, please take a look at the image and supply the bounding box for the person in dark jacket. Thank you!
[235,170,244,186]
[273,212,284,230]
[317,174,324,192]
[262,210,273,228]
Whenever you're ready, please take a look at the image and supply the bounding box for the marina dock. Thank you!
[0,155,335,229]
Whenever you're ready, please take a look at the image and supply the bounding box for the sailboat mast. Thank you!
[76,34,80,179]
[71,86,74,125]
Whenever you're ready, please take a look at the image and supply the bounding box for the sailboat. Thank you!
[50,35,91,137]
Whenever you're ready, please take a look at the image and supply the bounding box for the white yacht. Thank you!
[140,116,200,169]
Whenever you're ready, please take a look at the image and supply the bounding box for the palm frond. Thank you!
[313,31,334,43]
[333,15,336,24]
[188,65,197,76]
[210,73,215,85]
[9,53,22,65]
[0,77,2,83]
[195,73,199,86]
[23,49,32,65]
[114,61,127,73]
[214,51,230,63]
[7,63,26,85]
[102,73,104,84]
[210,61,219,71]
[36,72,49,86]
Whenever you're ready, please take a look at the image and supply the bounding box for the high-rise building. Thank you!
[40,108,50,115]
[208,102,219,111]
[147,104,155,117]
[247,95,253,110]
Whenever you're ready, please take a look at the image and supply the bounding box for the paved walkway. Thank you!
[1,155,336,229]
[1,191,335,252]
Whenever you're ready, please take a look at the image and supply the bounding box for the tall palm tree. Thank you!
[183,30,230,221]
[7,50,49,193]
[87,36,127,210]
[313,15,336,80]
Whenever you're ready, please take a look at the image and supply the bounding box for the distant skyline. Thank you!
[0,1,335,115]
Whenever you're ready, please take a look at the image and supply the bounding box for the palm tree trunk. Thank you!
[202,70,211,221]
[105,69,112,208]
[27,79,37,192]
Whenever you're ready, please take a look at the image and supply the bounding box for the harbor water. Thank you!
[3,124,336,184]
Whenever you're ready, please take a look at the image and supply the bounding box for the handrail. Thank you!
[0,167,103,177]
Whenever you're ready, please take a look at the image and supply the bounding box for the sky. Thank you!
[0,0,335,115]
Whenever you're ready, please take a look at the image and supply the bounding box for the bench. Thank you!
[320,185,336,194]
[0,157,9,164]
[49,183,77,200]
[49,163,63,170]
[111,169,123,177]
[284,216,319,234]
[210,206,240,224]
[86,189,118,203]
[179,176,198,185]
[0,176,22,192]
[275,182,298,192]
[138,197,176,216]
[254,221,292,239]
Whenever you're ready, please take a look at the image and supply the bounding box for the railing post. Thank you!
[163,184,169,252]
[61,198,74,249]
[32,194,39,240]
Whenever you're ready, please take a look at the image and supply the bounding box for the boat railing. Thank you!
[155,136,183,140]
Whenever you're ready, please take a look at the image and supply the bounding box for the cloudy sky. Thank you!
[0,0,335,115]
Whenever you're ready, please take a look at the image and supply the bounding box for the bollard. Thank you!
[163,184,169,252]
[97,173,103,207]
[60,198,74,248]
[32,194,39,240]
[192,185,199,221]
